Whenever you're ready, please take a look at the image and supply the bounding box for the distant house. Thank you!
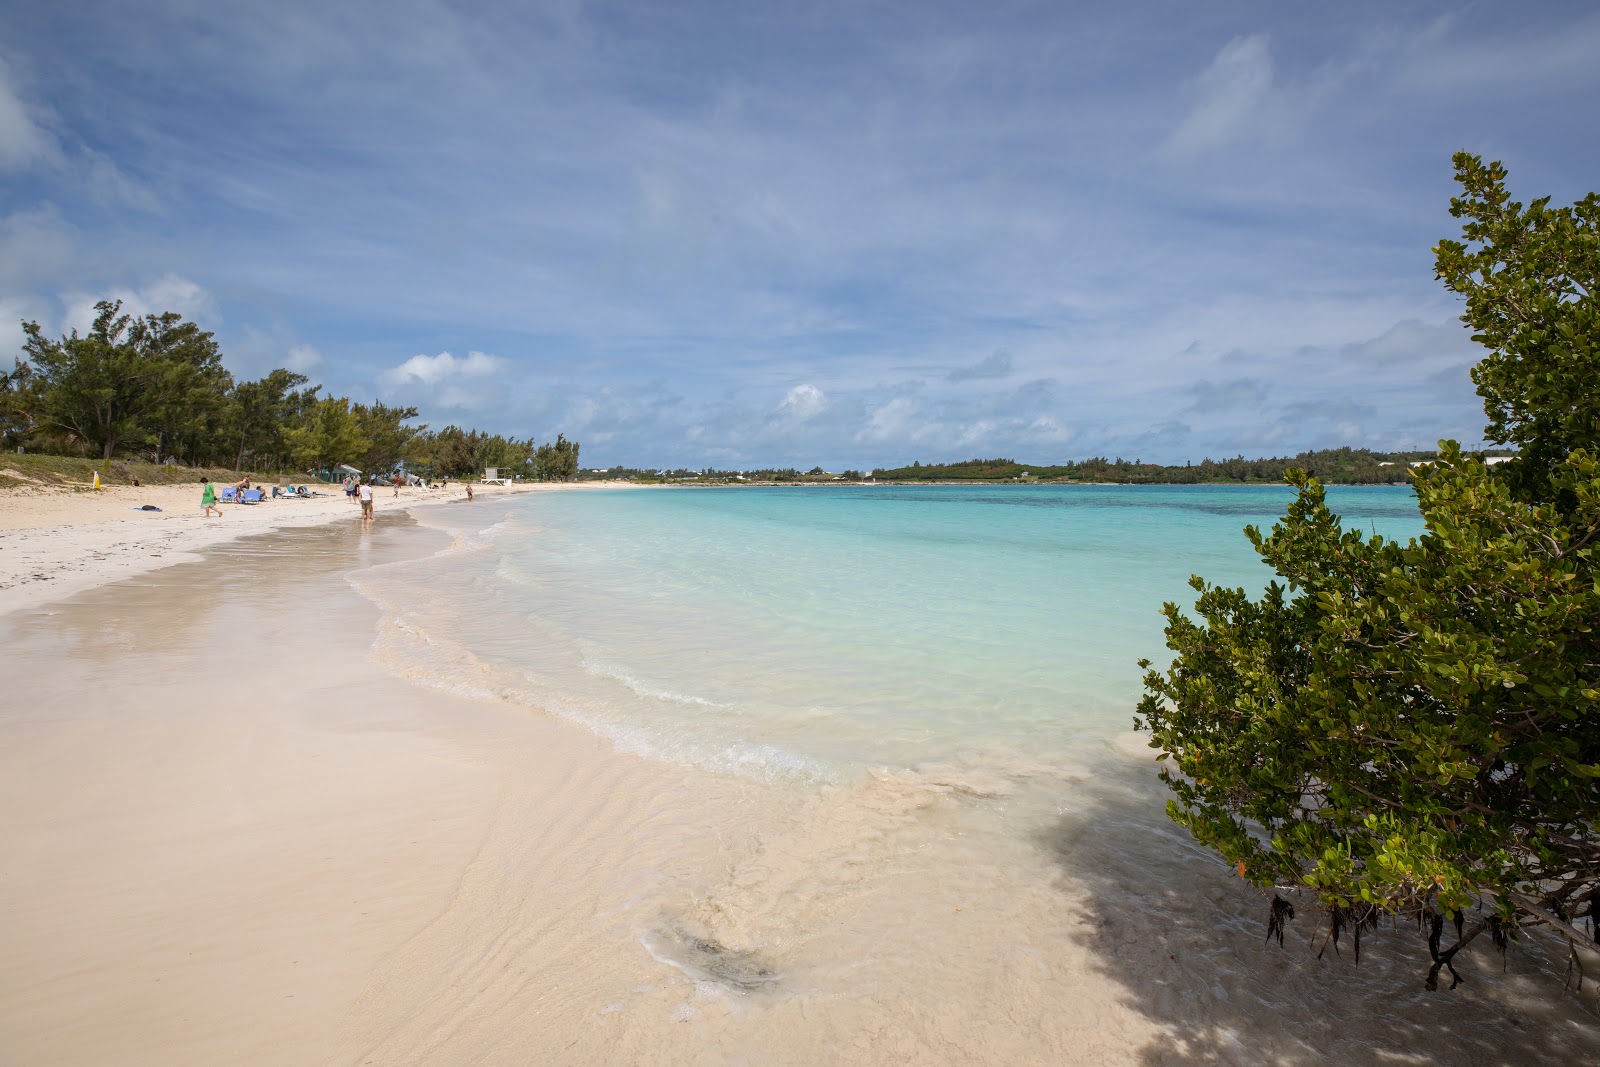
[1411,455,1515,469]
[312,462,362,482]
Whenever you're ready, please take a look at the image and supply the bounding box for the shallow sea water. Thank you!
[344,484,1600,1064]
[364,484,1426,777]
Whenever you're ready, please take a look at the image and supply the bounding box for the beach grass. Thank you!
[0,453,281,490]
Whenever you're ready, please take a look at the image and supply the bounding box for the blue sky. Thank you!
[3,1,1597,469]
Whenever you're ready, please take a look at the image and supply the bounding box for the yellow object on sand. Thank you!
[93,471,101,490]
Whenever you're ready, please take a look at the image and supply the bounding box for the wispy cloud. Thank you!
[947,351,1013,383]
[1169,35,1277,154]
[0,59,53,170]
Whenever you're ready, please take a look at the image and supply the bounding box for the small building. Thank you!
[312,462,362,483]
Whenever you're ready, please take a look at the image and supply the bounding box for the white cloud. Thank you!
[857,396,920,443]
[379,349,506,389]
[285,343,324,372]
[777,383,826,420]
[1169,35,1276,154]
[0,60,53,171]
[1024,415,1075,444]
[62,274,218,335]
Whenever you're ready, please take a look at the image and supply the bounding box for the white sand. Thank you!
[0,479,591,619]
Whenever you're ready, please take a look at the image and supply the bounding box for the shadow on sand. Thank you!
[1037,765,1599,1066]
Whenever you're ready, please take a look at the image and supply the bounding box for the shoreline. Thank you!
[0,511,1181,1064]
[2,483,1592,1064]
[0,479,608,620]
[0,513,732,1064]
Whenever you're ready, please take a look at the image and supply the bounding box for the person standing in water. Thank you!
[358,479,374,520]
[201,477,223,518]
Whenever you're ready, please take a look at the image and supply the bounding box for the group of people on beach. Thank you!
[201,473,472,520]
[341,475,376,519]
[200,477,256,518]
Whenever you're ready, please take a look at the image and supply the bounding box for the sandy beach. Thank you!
[2,484,1594,1066]
[0,479,581,619]
[0,496,1163,1064]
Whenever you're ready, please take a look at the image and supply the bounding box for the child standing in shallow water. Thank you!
[200,477,222,518]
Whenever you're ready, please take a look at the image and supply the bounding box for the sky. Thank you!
[2,1,1597,470]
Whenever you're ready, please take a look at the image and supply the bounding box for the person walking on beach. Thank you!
[358,479,374,520]
[465,482,474,502]
[200,477,223,518]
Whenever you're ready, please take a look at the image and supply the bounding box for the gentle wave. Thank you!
[580,656,732,708]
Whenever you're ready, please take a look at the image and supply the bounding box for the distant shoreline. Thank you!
[602,478,1420,488]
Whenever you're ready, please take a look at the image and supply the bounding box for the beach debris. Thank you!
[1318,903,1380,964]
[130,505,162,511]
[644,922,782,992]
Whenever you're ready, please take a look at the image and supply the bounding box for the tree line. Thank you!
[867,447,1477,484]
[0,302,579,481]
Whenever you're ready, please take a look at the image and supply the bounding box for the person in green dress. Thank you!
[201,477,223,518]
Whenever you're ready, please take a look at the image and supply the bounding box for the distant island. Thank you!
[581,447,1514,486]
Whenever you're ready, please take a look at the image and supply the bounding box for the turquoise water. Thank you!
[372,484,1426,780]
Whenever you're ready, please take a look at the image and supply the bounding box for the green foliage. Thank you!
[533,433,579,481]
[402,425,537,478]
[228,369,313,470]
[1137,155,1600,986]
[23,302,230,460]
[11,310,578,480]
[284,396,370,472]
[0,359,39,448]
[871,449,1435,484]
[351,401,421,475]
[1436,154,1600,491]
